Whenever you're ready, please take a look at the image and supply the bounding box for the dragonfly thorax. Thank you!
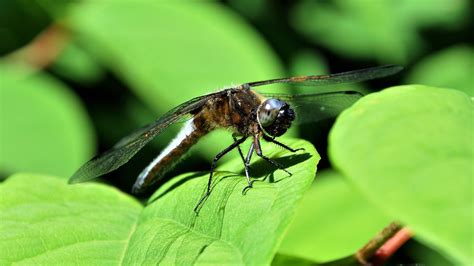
[257,98,295,137]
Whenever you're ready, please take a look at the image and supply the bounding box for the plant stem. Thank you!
[355,221,412,265]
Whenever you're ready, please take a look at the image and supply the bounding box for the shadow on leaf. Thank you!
[147,152,311,206]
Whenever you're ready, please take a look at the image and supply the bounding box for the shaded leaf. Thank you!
[406,45,474,96]
[0,63,95,177]
[52,40,104,84]
[0,1,50,55]
[291,0,469,63]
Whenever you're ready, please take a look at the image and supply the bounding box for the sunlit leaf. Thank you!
[278,170,391,262]
[329,85,473,264]
[1,138,319,264]
[0,173,142,265]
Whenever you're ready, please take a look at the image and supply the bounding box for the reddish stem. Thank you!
[355,221,412,265]
[8,24,69,68]
[371,227,412,265]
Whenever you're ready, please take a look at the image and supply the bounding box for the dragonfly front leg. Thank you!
[262,134,304,153]
[254,136,292,176]
[194,136,247,213]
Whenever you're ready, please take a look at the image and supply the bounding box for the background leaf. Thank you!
[67,1,286,158]
[51,40,104,84]
[291,0,469,63]
[329,85,473,264]
[406,45,474,96]
[1,138,319,265]
[0,63,94,178]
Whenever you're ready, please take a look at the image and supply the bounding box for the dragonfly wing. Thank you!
[248,65,402,87]
[69,90,225,184]
[261,91,363,125]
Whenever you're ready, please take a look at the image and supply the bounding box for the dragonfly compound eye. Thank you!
[257,99,295,137]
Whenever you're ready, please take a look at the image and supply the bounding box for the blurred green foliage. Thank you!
[292,0,469,63]
[0,0,472,265]
[0,63,94,177]
[0,1,50,55]
[406,45,474,96]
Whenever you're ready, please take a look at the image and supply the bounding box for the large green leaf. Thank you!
[67,1,286,158]
[278,170,391,262]
[0,63,94,178]
[1,138,319,264]
[291,0,469,63]
[329,85,473,264]
[0,173,142,265]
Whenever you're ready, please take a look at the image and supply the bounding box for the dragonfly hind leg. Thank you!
[194,136,247,213]
[242,143,255,195]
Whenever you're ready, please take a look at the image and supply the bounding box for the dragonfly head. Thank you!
[257,98,295,137]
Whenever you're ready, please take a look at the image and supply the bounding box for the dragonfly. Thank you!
[69,65,402,211]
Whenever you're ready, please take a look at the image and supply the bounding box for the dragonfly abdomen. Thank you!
[132,118,208,193]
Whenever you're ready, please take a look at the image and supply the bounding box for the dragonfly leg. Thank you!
[262,134,304,153]
[232,135,246,165]
[194,136,247,213]
[254,136,292,176]
[242,143,255,195]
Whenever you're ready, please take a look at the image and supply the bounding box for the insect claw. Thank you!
[242,181,254,195]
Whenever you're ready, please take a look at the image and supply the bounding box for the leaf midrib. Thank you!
[117,218,138,266]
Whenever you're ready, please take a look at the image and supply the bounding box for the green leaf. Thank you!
[329,85,473,264]
[1,138,319,265]
[0,63,95,178]
[272,253,317,266]
[52,40,104,84]
[278,170,391,262]
[406,45,474,96]
[291,0,469,63]
[0,173,142,265]
[67,1,286,158]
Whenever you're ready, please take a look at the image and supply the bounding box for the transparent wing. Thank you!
[247,65,402,87]
[261,91,363,125]
[69,90,226,184]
